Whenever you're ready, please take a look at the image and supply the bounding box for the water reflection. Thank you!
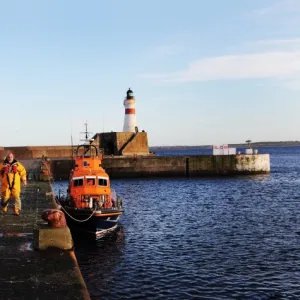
[74,227,125,298]
[0,232,33,238]
[52,147,300,299]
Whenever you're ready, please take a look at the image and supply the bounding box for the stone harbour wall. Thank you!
[0,146,74,159]
[50,154,270,180]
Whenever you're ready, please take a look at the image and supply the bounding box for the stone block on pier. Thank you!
[33,226,73,250]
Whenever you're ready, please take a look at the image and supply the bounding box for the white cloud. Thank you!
[141,38,300,88]
[142,51,300,83]
[250,38,300,47]
[281,80,300,90]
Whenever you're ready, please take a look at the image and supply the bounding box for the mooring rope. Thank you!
[54,197,97,223]
[42,158,97,223]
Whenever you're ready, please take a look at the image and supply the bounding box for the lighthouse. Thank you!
[123,88,137,132]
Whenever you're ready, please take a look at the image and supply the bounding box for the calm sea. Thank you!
[53,146,300,299]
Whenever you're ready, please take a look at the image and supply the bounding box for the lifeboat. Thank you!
[58,139,123,238]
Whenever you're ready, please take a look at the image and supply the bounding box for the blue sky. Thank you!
[0,0,300,146]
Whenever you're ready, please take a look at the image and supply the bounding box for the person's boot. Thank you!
[2,205,8,214]
[13,208,20,216]
[1,201,8,214]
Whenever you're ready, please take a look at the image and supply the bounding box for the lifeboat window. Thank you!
[73,178,83,186]
[86,176,96,185]
[87,178,95,185]
[98,178,107,186]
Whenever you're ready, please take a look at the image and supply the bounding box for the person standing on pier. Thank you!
[0,152,27,216]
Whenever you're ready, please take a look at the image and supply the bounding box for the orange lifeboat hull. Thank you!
[58,143,123,238]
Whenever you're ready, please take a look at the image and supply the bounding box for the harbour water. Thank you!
[53,146,300,299]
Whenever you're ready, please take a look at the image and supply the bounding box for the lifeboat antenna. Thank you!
[80,121,93,144]
[71,134,74,159]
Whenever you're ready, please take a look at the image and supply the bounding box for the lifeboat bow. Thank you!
[58,141,124,237]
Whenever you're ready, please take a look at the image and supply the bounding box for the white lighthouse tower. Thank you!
[123,88,137,132]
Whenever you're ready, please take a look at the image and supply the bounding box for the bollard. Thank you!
[41,209,67,228]
[34,209,73,250]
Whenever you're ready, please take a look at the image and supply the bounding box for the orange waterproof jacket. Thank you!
[0,159,26,196]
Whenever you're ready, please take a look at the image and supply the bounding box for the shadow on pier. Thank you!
[0,180,90,300]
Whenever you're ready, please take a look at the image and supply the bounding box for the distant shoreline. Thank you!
[150,141,300,150]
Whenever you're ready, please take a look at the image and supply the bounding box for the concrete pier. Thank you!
[0,180,90,300]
